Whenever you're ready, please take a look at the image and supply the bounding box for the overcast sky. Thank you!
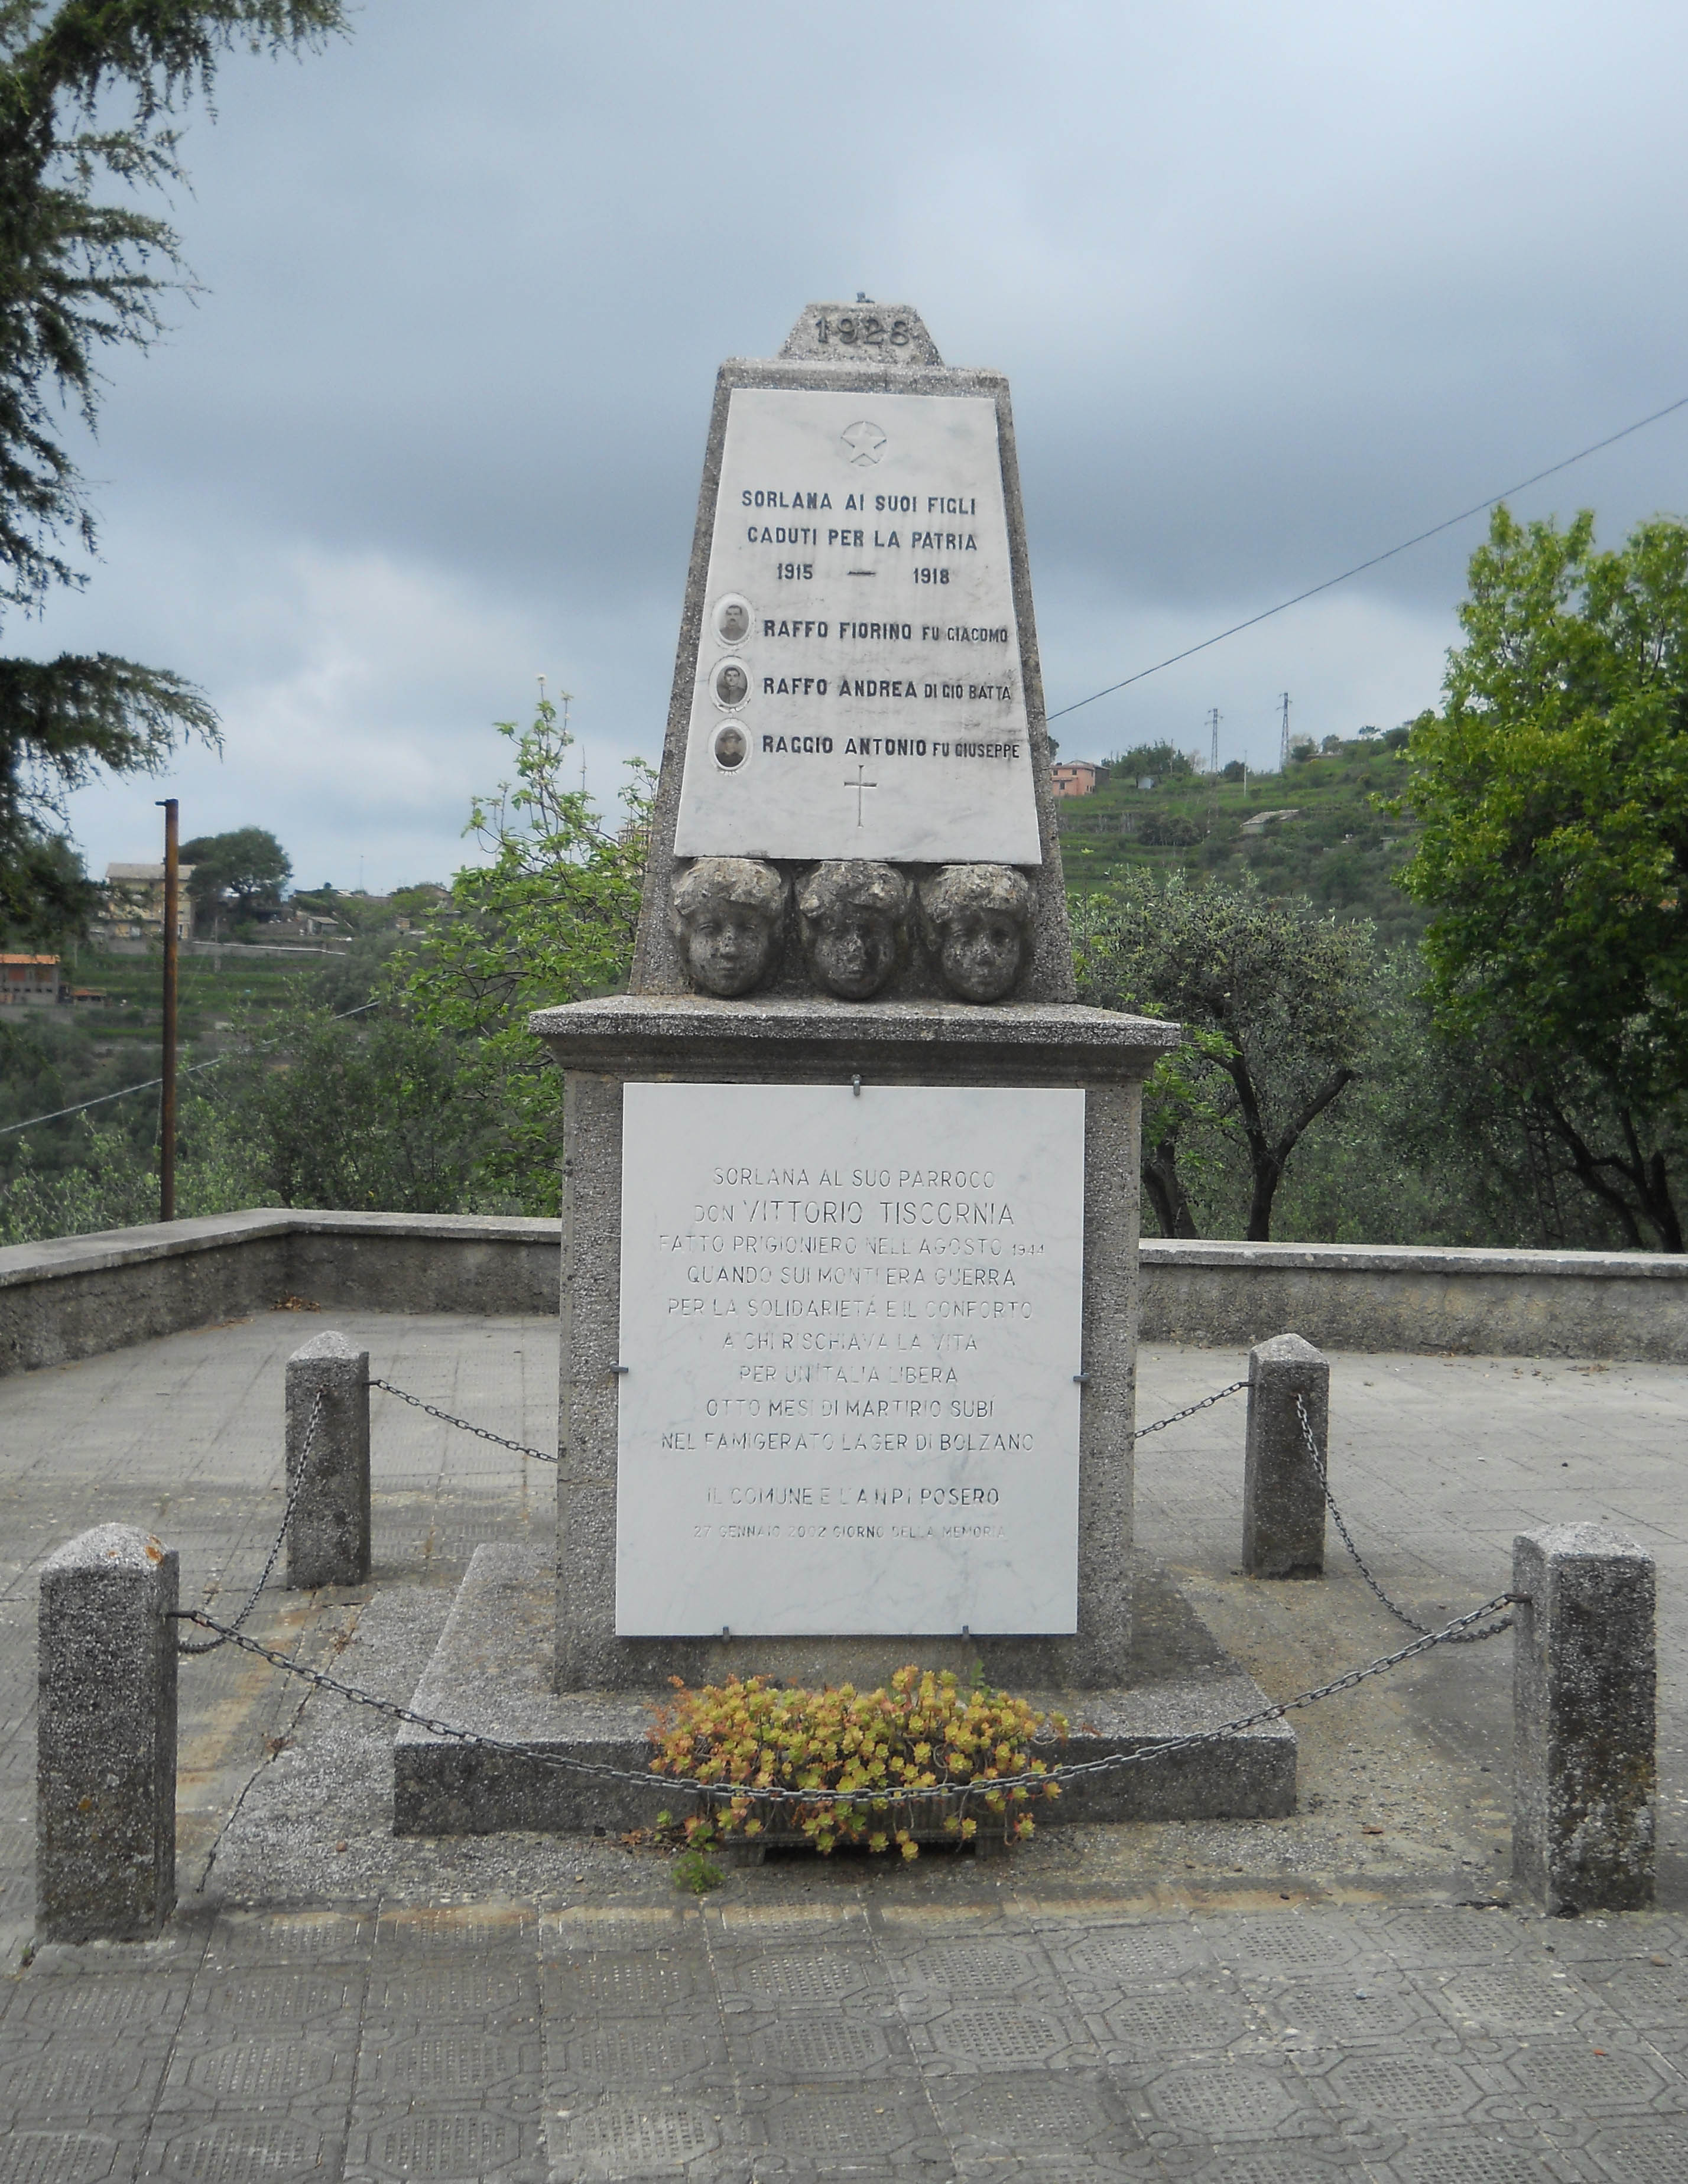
[37,0,1688,891]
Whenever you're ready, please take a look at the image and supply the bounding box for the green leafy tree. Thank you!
[1073,872,1372,1239]
[397,697,653,1209]
[1109,740,1196,781]
[0,2,349,938]
[203,1008,488,1213]
[187,825,291,926]
[0,821,87,941]
[1398,506,1688,1251]
[179,824,291,931]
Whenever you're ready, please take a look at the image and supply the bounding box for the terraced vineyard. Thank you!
[1056,734,1426,946]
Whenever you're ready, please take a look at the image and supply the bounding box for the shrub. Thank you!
[648,1665,1066,1857]
[1136,811,1204,847]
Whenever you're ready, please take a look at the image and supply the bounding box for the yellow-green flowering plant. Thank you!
[648,1665,1065,1858]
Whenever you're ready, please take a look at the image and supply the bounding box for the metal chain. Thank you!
[371,1379,557,1463]
[177,1390,327,1655]
[1134,1378,1248,1441]
[1294,1394,1515,1644]
[171,1588,1517,1808]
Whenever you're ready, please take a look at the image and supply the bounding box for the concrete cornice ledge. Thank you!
[528,993,1180,1086]
[0,1207,560,1292]
[1140,1237,1688,1283]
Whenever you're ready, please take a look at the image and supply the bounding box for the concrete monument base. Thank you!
[391,1545,1297,1837]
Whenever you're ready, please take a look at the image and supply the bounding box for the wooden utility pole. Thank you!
[158,799,178,1222]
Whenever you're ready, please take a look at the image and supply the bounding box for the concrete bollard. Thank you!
[1512,1524,1655,1915]
[286,1331,371,1588]
[1242,1332,1329,1579]
[37,1524,178,1942]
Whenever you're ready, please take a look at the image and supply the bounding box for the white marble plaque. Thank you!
[671,389,1041,865]
[615,1082,1083,1636]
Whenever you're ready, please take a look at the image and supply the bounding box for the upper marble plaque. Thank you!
[671,388,1041,865]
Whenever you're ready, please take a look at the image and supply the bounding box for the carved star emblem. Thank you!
[840,418,887,466]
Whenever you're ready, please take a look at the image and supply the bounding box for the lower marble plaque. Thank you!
[615,1081,1085,1636]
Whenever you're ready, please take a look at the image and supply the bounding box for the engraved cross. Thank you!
[844,763,878,825]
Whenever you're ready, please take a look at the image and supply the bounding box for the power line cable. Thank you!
[0,999,381,1139]
[1047,389,1688,724]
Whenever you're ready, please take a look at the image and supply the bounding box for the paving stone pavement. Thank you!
[0,1310,1684,2180]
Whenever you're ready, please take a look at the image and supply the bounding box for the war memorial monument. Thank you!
[394,303,1296,1829]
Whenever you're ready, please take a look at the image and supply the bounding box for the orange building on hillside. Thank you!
[1,954,66,1004]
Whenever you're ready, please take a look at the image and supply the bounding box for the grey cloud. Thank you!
[38,0,1688,885]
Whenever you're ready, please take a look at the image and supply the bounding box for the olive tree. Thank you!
[1073,872,1373,1240]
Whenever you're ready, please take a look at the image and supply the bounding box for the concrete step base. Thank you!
[393,1546,1297,1837]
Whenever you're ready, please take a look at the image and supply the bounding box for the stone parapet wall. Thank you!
[0,1209,561,1377]
[3,1210,1684,1375]
[1140,1237,1688,1364]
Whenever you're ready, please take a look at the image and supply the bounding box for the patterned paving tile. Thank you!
[362,2027,541,2096]
[559,2013,729,2089]
[6,2131,125,2184]
[0,2038,171,2122]
[1500,2038,1686,2118]
[1197,1916,1364,1977]
[712,1943,890,2010]
[545,1948,713,2019]
[1366,2129,1584,2183]
[346,2104,543,2180]
[907,1993,1097,2075]
[1249,1971,1444,2049]
[741,2078,948,2172]
[1304,2048,1495,2129]
[1098,1983,1259,2056]
[1045,1920,1218,1990]
[1373,1909,1540,1969]
[1116,2055,1325,2141]
[544,2093,741,2180]
[1576,1953,1688,2029]
[875,1932,1057,1994]
[1427,1960,1621,2039]
[735,2006,903,2081]
[202,1910,373,1967]
[1579,2118,1688,2181]
[138,2115,345,2182]
[927,2066,1138,2161]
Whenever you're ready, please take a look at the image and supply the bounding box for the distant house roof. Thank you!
[105,862,196,883]
[1,953,59,966]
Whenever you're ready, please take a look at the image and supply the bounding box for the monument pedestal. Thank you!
[394,1545,1296,1836]
[533,993,1174,1695]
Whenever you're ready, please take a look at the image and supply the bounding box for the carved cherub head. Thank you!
[796,859,910,1000]
[919,863,1034,1003]
[668,857,785,997]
